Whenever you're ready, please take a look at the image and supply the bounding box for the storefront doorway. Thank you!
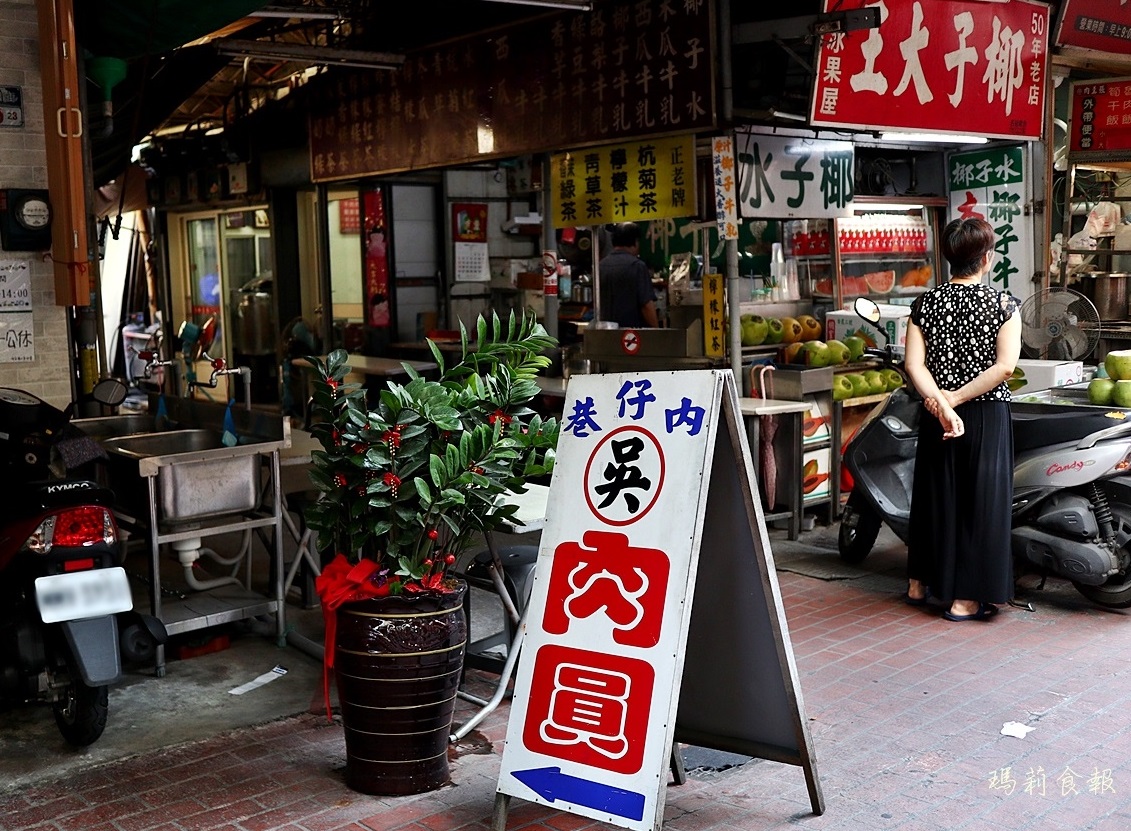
[171,206,275,404]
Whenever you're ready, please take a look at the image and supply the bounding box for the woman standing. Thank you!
[903,217,1022,621]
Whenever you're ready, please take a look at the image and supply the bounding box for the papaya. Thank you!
[803,472,830,494]
[803,417,827,437]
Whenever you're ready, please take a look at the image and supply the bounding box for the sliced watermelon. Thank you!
[864,269,896,293]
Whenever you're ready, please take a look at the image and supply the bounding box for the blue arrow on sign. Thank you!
[512,767,646,821]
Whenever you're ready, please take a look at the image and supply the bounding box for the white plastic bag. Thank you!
[1086,201,1122,237]
[1066,228,1096,274]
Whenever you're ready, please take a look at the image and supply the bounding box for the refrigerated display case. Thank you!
[785,197,944,313]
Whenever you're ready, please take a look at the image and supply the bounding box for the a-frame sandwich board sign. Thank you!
[494,369,823,831]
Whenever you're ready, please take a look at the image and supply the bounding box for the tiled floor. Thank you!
[4,529,1131,831]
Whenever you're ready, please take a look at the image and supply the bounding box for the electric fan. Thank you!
[1019,288,1100,360]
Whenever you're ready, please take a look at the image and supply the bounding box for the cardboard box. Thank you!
[1012,359,1084,393]
[801,447,831,503]
[518,289,545,317]
[801,395,831,447]
[825,305,911,348]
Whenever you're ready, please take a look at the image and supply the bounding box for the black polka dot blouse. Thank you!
[909,283,1019,402]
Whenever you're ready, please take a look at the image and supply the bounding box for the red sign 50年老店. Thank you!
[809,0,1050,141]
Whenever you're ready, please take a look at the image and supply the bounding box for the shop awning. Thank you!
[75,1,270,60]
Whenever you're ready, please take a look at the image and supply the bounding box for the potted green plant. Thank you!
[305,311,559,796]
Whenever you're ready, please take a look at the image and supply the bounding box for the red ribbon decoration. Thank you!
[314,554,393,720]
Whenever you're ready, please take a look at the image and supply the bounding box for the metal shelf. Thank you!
[158,588,281,637]
[116,450,286,677]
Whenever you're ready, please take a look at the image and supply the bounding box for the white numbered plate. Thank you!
[36,567,133,624]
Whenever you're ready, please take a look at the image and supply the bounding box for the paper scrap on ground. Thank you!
[1001,721,1036,739]
[229,665,288,695]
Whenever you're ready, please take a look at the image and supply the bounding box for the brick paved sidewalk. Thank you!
[4,569,1131,831]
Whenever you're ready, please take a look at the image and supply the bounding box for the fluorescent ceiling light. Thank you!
[480,0,593,10]
[250,6,340,19]
[879,131,988,145]
[854,203,925,212]
[215,40,405,70]
[768,108,808,122]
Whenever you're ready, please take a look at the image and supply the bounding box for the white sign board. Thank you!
[947,145,1035,305]
[0,259,31,310]
[496,370,822,831]
[735,132,855,219]
[0,312,34,362]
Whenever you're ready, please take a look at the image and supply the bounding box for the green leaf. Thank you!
[439,488,466,505]
[429,454,445,488]
[426,338,446,374]
[413,477,433,504]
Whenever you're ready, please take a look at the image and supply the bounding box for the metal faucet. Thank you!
[136,349,180,398]
[187,355,253,412]
[138,350,175,378]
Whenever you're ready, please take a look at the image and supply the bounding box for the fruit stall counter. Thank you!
[784,200,943,312]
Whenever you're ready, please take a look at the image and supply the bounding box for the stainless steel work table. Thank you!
[95,398,290,676]
[738,396,813,540]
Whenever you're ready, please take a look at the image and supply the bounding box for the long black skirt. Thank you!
[907,399,1013,605]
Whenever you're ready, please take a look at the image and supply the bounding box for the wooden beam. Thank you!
[36,0,90,306]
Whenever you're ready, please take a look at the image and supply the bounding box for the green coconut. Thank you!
[1105,350,1131,381]
[1089,378,1116,406]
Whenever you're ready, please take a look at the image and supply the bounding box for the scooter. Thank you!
[839,298,1131,609]
[0,380,166,745]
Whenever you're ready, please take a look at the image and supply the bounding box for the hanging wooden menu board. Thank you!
[308,0,716,183]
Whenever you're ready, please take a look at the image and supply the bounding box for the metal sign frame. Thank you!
[493,369,823,831]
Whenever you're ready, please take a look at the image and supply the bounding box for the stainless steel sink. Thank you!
[72,413,158,441]
[80,397,289,526]
[103,429,225,458]
[100,429,273,523]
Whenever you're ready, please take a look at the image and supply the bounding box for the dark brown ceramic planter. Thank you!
[334,580,467,795]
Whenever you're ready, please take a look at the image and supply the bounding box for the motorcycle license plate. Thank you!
[35,567,134,624]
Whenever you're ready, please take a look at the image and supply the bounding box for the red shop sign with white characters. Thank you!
[1068,77,1131,155]
[809,0,1050,141]
[1055,0,1131,55]
[498,371,723,831]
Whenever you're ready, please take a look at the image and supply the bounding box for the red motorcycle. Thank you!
[0,381,165,745]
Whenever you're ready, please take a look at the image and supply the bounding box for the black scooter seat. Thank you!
[1011,410,1120,453]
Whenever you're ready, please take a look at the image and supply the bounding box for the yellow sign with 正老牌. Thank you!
[550,135,696,229]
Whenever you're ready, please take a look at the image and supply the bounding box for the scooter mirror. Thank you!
[92,378,128,407]
[853,297,882,324]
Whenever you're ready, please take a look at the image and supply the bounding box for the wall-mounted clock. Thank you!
[0,189,52,251]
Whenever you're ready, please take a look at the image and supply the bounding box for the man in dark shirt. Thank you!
[597,222,658,327]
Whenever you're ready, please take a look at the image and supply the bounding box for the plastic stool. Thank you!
[460,545,538,674]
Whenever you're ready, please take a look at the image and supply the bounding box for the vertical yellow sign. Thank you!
[711,136,739,240]
[703,272,725,358]
[550,135,696,228]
